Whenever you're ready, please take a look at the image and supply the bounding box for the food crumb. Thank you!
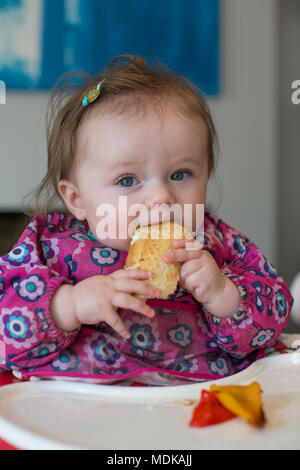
[182,399,196,406]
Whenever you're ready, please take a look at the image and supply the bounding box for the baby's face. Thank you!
[72,102,211,251]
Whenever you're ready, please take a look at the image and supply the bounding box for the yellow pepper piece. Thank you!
[209,382,265,426]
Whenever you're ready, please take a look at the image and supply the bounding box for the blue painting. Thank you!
[0,0,219,95]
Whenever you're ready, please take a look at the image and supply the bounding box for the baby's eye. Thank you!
[171,170,191,181]
[117,175,139,187]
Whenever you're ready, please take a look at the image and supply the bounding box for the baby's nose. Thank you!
[146,186,175,208]
[141,186,176,225]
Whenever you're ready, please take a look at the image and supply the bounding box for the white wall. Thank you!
[0,0,278,263]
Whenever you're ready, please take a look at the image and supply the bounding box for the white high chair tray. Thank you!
[0,354,299,450]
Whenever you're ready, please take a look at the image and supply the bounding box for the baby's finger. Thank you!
[111,269,153,280]
[162,247,203,264]
[180,257,203,279]
[172,239,187,248]
[103,307,131,339]
[112,292,155,318]
[183,270,202,291]
[114,278,160,298]
[173,238,201,249]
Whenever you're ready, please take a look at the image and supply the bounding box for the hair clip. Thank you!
[82,79,105,107]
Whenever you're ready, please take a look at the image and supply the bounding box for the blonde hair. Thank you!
[23,54,218,216]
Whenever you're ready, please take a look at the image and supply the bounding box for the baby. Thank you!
[0,55,294,385]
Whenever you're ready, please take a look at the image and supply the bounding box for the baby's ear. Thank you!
[57,179,86,220]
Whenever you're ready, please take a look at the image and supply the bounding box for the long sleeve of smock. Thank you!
[0,214,79,371]
[202,213,294,359]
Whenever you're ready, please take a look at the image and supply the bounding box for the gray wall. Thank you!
[277,0,300,333]
[278,0,300,286]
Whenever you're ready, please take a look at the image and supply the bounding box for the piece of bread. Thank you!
[124,222,193,299]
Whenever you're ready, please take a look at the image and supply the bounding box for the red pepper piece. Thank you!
[189,390,236,427]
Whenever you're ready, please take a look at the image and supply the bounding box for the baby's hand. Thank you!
[162,239,224,305]
[162,239,240,318]
[51,270,160,339]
